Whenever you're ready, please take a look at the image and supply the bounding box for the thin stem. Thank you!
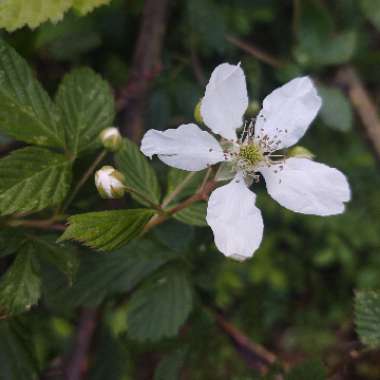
[7,218,66,231]
[226,35,285,68]
[124,186,163,212]
[62,150,107,213]
[197,167,212,193]
[143,179,217,234]
[161,171,197,208]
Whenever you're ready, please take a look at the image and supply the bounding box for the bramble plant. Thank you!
[1,1,380,379]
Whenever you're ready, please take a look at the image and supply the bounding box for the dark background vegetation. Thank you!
[1,0,380,379]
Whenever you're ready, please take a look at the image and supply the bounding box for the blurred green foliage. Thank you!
[0,0,380,379]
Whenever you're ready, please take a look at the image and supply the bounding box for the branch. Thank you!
[63,308,99,380]
[213,310,279,375]
[226,35,285,68]
[335,66,380,162]
[118,0,170,142]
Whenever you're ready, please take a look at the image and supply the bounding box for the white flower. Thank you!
[99,127,123,152]
[95,165,126,199]
[140,63,351,261]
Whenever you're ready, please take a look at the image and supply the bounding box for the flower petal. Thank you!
[206,175,264,261]
[201,63,249,141]
[140,124,225,171]
[260,158,351,216]
[255,77,322,150]
[140,123,225,171]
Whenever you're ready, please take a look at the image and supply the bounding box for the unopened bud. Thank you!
[194,98,204,124]
[95,166,126,199]
[287,146,315,160]
[99,127,123,152]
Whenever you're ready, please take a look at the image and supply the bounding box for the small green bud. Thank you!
[287,146,315,160]
[194,98,204,124]
[99,127,123,152]
[95,165,126,199]
[245,101,260,117]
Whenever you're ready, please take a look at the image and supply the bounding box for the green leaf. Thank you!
[42,240,175,308]
[0,319,39,380]
[154,349,186,380]
[29,236,79,285]
[186,0,226,53]
[0,229,25,258]
[360,0,380,30]
[0,0,71,31]
[127,268,193,342]
[0,0,112,31]
[56,67,115,156]
[285,359,326,380]
[0,40,63,147]
[318,86,353,131]
[0,246,41,316]
[295,1,356,66]
[355,290,380,348]
[174,202,207,227]
[0,147,72,215]
[35,13,101,62]
[115,138,161,206]
[73,0,112,15]
[59,209,155,251]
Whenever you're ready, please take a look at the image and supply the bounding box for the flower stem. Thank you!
[161,171,197,208]
[62,149,107,213]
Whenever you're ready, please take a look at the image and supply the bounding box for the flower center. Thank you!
[238,143,264,167]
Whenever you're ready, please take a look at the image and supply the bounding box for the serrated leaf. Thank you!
[56,67,115,156]
[355,290,380,348]
[0,319,39,380]
[0,147,72,215]
[42,240,175,308]
[174,202,207,227]
[0,0,112,31]
[60,209,155,251]
[127,268,193,342]
[115,138,161,207]
[0,0,71,31]
[0,246,41,316]
[73,0,112,15]
[285,359,326,380]
[0,40,63,147]
[154,349,186,380]
[318,86,352,131]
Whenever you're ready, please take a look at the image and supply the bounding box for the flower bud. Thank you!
[194,98,204,124]
[287,146,315,160]
[99,127,123,152]
[95,166,126,199]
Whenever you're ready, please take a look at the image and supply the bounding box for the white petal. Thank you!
[140,123,225,171]
[206,175,264,261]
[255,77,322,150]
[260,158,351,216]
[201,63,249,141]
